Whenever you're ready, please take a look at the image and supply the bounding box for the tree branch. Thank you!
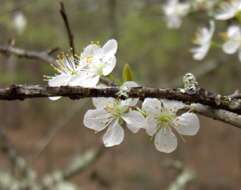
[0,45,55,64]
[0,85,240,112]
[0,84,241,128]
[190,103,241,129]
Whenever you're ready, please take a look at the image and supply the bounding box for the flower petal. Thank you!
[122,110,145,133]
[103,120,124,147]
[145,116,158,136]
[191,44,210,61]
[174,112,200,136]
[102,39,118,56]
[49,96,61,101]
[81,44,100,57]
[161,99,186,113]
[69,73,100,87]
[48,74,71,87]
[222,40,240,54]
[120,81,139,107]
[154,128,177,153]
[92,97,115,109]
[102,56,116,76]
[83,109,112,132]
[142,98,161,115]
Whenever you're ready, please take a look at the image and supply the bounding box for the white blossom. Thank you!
[76,39,118,85]
[142,98,200,153]
[222,25,241,61]
[163,0,190,29]
[83,82,145,147]
[12,12,27,35]
[46,39,118,100]
[215,0,241,20]
[191,21,215,61]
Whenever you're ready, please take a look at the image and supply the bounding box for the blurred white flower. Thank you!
[215,0,241,20]
[191,21,215,61]
[12,12,27,34]
[142,98,200,153]
[222,25,241,61]
[46,39,118,100]
[84,82,145,147]
[163,0,190,29]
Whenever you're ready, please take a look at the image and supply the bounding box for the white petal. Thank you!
[122,110,146,133]
[215,2,238,20]
[122,81,139,88]
[174,112,200,136]
[121,98,139,107]
[48,74,71,87]
[49,96,61,101]
[120,81,139,106]
[103,120,124,147]
[227,25,241,37]
[191,45,210,61]
[102,56,116,76]
[154,128,177,153]
[222,40,240,54]
[142,98,161,115]
[83,109,112,132]
[92,97,115,108]
[145,116,158,136]
[102,39,118,56]
[81,44,100,57]
[160,99,186,113]
[69,73,100,87]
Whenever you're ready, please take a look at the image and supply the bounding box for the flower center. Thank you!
[156,112,175,127]
[105,102,128,119]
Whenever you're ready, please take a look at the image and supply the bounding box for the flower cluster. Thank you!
[162,0,241,62]
[46,39,200,153]
[83,83,200,153]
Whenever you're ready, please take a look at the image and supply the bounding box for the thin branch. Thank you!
[190,103,241,129]
[0,85,241,128]
[59,1,75,55]
[42,147,105,188]
[0,84,240,113]
[32,101,87,160]
[0,129,36,180]
[0,45,55,64]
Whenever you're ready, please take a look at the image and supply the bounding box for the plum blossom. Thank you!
[222,25,241,61]
[83,82,145,147]
[191,21,215,61]
[163,0,190,29]
[215,0,241,20]
[76,39,118,86]
[46,39,117,100]
[142,98,200,153]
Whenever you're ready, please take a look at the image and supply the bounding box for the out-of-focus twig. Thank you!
[59,1,76,56]
[33,101,87,160]
[0,45,56,64]
[42,146,105,188]
[164,160,196,190]
[0,128,36,185]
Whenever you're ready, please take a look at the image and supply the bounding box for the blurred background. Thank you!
[0,0,241,189]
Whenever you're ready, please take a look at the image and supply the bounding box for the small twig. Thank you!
[32,101,87,160]
[0,45,55,64]
[59,1,76,56]
[0,128,36,180]
[41,146,105,188]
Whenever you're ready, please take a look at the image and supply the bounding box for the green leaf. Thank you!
[122,63,134,82]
